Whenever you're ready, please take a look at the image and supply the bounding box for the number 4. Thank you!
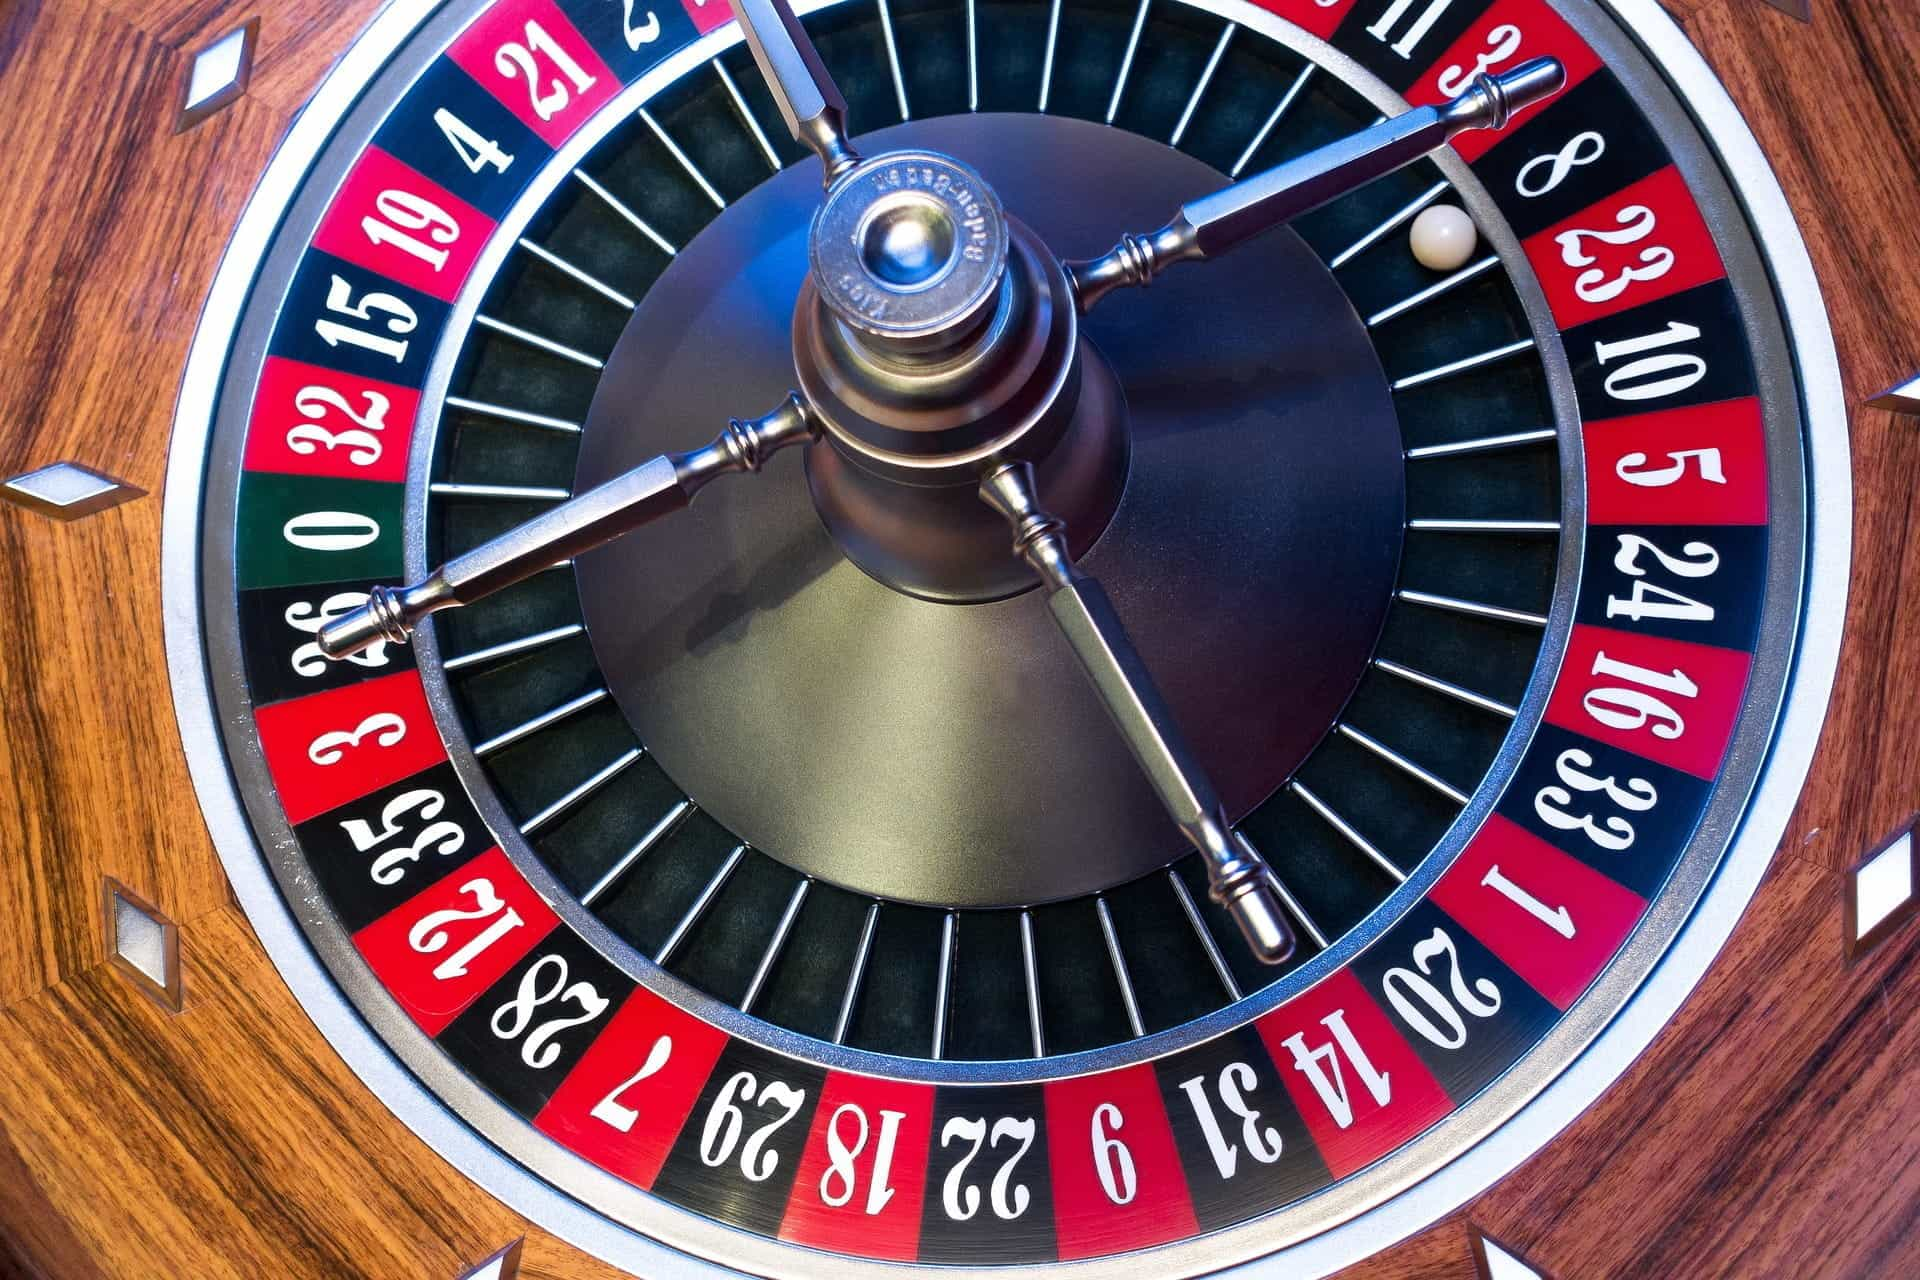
[434,107,514,175]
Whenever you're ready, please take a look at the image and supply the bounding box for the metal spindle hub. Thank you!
[793,145,1119,602]
[859,197,956,288]
[810,151,1009,354]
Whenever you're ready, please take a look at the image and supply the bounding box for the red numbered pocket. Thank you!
[535,983,731,1189]
[448,0,620,147]
[1432,815,1649,1009]
[311,147,496,300]
[255,670,446,824]
[1524,166,1725,326]
[1545,625,1751,780]
[1585,397,1768,526]
[1255,969,1451,1178]
[1046,1065,1198,1259]
[779,1073,937,1260]
[242,357,422,484]
[1406,0,1602,159]
[353,846,560,1035]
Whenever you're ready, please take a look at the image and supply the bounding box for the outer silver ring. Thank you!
[161,0,1848,1276]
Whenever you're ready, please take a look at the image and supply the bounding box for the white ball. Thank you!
[1409,204,1478,273]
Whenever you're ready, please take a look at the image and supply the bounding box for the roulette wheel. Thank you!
[0,0,1915,1274]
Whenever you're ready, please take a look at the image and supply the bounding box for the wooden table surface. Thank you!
[0,0,1915,1275]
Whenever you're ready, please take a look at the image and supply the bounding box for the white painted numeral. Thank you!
[590,1035,674,1133]
[939,1116,1035,1222]
[1607,578,1715,625]
[1555,205,1674,305]
[1365,0,1455,59]
[699,1071,808,1182]
[1379,927,1502,1050]
[494,21,598,122]
[286,385,389,466]
[409,879,526,980]
[1177,1062,1282,1181]
[306,712,407,765]
[1534,747,1658,853]
[1281,1010,1389,1130]
[287,592,388,676]
[490,954,611,1070]
[1593,321,1707,402]
[1613,533,1721,581]
[1584,651,1698,740]
[820,1103,905,1215]
[434,107,514,175]
[362,188,461,273]
[1090,1103,1137,1206]
[1616,447,1726,490]
[339,788,466,884]
[1608,534,1720,625]
[1435,24,1522,96]
[314,275,416,363]
[282,510,380,553]
[619,0,662,49]
[1515,131,1605,199]
[1481,864,1576,939]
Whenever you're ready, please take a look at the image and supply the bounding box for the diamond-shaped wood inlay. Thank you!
[1,462,144,520]
[1472,1230,1549,1280]
[456,1238,523,1280]
[1846,819,1919,962]
[175,18,259,133]
[1866,374,1920,415]
[102,878,181,1013]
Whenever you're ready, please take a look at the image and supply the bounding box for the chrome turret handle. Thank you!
[318,394,818,660]
[1067,59,1567,310]
[728,0,861,187]
[980,461,1297,964]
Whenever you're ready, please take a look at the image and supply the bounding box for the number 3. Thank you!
[1436,25,1523,97]
[306,712,407,765]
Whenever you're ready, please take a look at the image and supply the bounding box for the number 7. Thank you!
[590,1035,674,1133]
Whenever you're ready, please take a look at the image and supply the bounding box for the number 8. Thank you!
[1516,131,1607,199]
